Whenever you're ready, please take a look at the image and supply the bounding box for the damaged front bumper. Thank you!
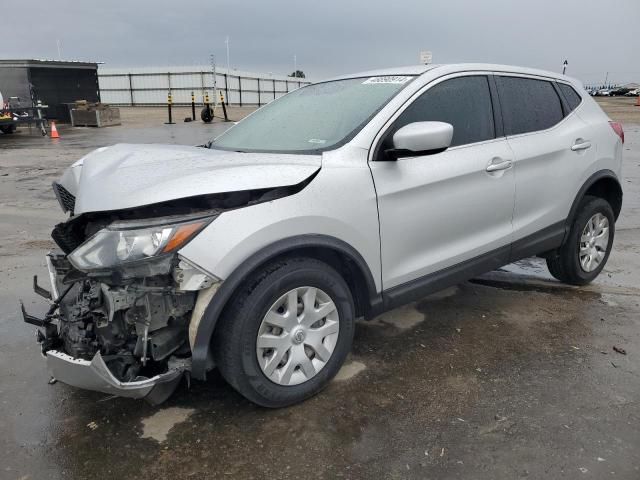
[45,350,189,405]
[21,249,219,404]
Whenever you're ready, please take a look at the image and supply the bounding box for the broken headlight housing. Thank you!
[68,216,212,270]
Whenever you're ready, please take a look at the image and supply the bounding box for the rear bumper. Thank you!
[45,350,187,404]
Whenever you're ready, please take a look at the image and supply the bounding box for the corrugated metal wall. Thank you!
[98,66,312,106]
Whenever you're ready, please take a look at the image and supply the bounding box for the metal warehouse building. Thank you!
[98,65,312,106]
[0,59,100,120]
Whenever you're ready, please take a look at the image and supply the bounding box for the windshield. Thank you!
[210,76,414,153]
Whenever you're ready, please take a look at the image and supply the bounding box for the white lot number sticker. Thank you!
[362,76,411,85]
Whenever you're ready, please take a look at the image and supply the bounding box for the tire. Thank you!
[213,257,355,408]
[0,125,15,134]
[200,106,213,123]
[546,195,615,285]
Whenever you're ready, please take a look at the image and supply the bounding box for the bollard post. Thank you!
[220,92,229,122]
[191,91,196,120]
[164,92,175,125]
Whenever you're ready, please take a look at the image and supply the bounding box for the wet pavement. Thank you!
[1,107,640,479]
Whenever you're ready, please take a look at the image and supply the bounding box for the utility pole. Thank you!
[294,54,297,76]
[210,54,218,107]
[562,59,568,75]
[56,39,62,60]
[604,71,609,89]
[225,36,230,73]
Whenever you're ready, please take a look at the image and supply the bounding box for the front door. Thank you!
[369,74,515,290]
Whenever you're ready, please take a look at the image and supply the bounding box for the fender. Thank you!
[563,169,622,243]
[190,234,381,380]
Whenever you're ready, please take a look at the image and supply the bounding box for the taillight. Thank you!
[609,121,624,144]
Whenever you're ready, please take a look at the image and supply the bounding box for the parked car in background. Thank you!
[625,89,639,97]
[597,89,611,96]
[23,63,624,408]
[610,87,631,96]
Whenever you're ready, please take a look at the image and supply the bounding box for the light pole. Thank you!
[562,59,568,75]
[225,36,230,73]
[294,54,297,77]
[210,54,217,106]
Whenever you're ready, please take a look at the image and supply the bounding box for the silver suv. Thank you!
[24,64,624,407]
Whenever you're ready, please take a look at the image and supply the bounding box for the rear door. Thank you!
[495,75,596,250]
[370,74,515,289]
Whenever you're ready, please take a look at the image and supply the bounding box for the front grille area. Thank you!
[52,182,76,214]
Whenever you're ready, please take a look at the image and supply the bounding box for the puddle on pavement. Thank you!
[599,293,620,306]
[365,287,460,333]
[368,302,425,330]
[334,360,366,381]
[469,276,600,298]
[140,407,194,442]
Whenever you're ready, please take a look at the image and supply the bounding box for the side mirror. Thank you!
[386,121,453,160]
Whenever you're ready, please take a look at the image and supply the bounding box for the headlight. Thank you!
[68,217,211,270]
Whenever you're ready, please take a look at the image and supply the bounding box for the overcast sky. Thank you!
[4,0,638,85]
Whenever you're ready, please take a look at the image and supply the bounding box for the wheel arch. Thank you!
[565,170,623,241]
[190,234,381,380]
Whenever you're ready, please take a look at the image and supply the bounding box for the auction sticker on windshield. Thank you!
[362,76,412,85]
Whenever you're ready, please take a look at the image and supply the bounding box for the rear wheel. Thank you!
[214,257,355,407]
[0,125,15,134]
[546,196,614,285]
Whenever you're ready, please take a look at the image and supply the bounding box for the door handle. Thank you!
[571,140,592,151]
[486,159,512,172]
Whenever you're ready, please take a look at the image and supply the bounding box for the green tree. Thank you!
[289,70,306,79]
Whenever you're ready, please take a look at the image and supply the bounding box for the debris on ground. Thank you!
[613,346,627,355]
[87,422,98,431]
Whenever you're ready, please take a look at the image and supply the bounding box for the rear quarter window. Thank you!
[557,83,583,112]
[496,76,564,135]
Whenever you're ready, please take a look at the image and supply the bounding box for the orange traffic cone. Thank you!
[50,121,60,139]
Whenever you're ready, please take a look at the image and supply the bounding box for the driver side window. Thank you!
[380,75,496,157]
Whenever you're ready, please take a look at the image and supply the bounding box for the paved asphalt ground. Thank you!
[1,99,639,479]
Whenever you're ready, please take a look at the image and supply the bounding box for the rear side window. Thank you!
[387,75,495,148]
[496,76,564,135]
[557,83,583,113]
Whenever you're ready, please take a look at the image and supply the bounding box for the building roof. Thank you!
[0,59,99,69]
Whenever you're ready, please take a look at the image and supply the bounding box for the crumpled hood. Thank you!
[60,144,321,214]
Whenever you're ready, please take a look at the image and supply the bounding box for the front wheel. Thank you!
[214,257,355,407]
[546,196,615,285]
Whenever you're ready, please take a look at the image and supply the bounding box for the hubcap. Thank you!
[579,213,610,272]
[256,286,340,386]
